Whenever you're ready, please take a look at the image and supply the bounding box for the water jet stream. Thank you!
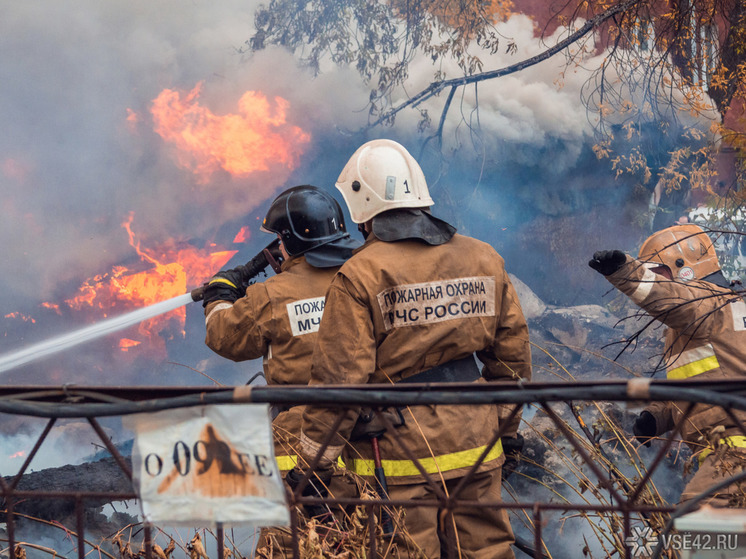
[0,293,195,374]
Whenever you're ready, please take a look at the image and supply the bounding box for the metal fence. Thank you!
[1,379,746,559]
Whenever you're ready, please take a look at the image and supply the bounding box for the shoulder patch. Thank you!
[286,296,325,336]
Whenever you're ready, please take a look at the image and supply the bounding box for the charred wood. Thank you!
[1,456,135,525]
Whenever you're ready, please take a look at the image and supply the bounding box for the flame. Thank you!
[61,213,237,357]
[9,451,25,459]
[119,338,141,351]
[150,82,310,183]
[233,226,251,244]
[4,312,35,324]
[40,302,61,314]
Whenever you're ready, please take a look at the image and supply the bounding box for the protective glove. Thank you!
[588,250,627,276]
[285,467,333,519]
[632,410,657,448]
[501,433,524,482]
[201,269,246,308]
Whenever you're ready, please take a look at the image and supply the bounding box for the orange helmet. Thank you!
[638,224,720,281]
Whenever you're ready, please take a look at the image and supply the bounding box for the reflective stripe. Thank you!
[667,356,719,379]
[347,440,503,478]
[629,266,657,304]
[209,277,238,289]
[667,344,720,379]
[204,302,233,326]
[276,454,346,472]
[276,454,298,471]
[698,436,746,465]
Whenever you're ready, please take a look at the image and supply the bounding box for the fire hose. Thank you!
[0,239,285,376]
[190,239,284,302]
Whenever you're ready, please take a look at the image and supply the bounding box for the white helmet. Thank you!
[335,139,434,223]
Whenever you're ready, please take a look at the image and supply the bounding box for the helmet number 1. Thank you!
[403,180,411,194]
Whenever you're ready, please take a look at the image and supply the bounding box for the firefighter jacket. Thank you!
[204,256,339,471]
[299,233,532,485]
[606,256,746,455]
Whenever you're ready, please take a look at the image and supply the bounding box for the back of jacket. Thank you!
[204,256,338,469]
[301,234,532,484]
[607,256,746,448]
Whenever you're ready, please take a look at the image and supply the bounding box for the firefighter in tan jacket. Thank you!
[202,185,360,555]
[589,223,746,506]
[290,140,532,558]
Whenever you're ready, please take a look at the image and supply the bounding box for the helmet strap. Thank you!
[358,222,371,240]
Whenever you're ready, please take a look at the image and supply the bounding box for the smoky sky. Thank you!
[0,3,718,381]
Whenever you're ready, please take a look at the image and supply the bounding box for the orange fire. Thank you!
[9,451,25,459]
[4,312,35,324]
[62,213,236,356]
[233,226,251,244]
[150,82,310,183]
[119,338,141,351]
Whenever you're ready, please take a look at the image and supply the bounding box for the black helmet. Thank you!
[261,185,360,267]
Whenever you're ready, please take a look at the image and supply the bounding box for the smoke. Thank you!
[0,1,722,384]
[390,15,596,163]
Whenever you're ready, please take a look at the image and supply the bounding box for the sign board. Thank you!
[124,404,289,526]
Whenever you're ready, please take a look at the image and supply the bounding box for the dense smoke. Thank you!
[1,2,717,349]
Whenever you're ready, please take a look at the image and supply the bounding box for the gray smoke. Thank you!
[1,4,716,313]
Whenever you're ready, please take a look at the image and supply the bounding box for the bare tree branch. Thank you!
[364,0,642,130]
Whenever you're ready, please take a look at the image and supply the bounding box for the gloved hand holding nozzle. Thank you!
[191,239,284,306]
[201,268,247,308]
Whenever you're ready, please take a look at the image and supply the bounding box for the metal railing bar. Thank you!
[8,418,56,491]
[87,417,133,480]
[0,382,745,417]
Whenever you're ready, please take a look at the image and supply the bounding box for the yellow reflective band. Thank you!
[208,277,238,289]
[667,355,720,379]
[275,454,346,472]
[347,440,503,478]
[698,436,746,466]
[276,455,298,471]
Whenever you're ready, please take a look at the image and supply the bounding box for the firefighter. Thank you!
[201,184,360,556]
[589,223,746,506]
[290,139,532,558]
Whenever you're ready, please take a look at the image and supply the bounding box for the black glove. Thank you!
[201,269,246,308]
[285,467,333,519]
[588,250,627,276]
[632,410,657,447]
[501,434,524,482]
